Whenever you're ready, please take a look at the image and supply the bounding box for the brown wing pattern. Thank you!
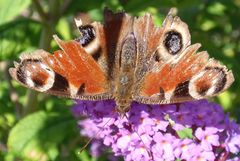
[9,37,112,100]
[133,14,163,83]
[133,11,234,104]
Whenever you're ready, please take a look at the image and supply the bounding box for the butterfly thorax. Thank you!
[114,33,137,113]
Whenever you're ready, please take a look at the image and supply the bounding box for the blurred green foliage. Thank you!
[0,0,239,160]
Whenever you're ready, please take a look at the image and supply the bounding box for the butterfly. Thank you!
[9,9,234,114]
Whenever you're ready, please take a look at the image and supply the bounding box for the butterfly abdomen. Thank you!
[115,33,137,113]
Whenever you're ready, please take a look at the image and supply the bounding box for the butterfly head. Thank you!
[117,105,131,117]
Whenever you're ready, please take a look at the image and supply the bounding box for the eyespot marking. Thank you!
[164,31,182,55]
[189,66,228,98]
[195,80,211,96]
[76,25,96,47]
[16,59,42,84]
[205,67,227,94]
[16,59,55,91]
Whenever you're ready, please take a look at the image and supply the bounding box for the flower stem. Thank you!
[24,0,60,114]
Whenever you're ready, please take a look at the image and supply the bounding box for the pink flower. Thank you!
[72,100,240,160]
[195,127,220,150]
[173,139,196,160]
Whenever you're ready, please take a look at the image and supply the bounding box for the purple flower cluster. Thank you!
[72,100,240,161]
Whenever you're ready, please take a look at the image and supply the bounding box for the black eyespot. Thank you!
[16,59,41,84]
[164,31,182,55]
[76,25,95,47]
[31,76,46,87]
[205,67,227,94]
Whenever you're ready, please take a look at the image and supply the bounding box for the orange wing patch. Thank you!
[44,36,109,95]
[140,44,207,97]
[52,37,107,94]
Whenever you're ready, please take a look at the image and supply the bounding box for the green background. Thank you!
[0,0,239,160]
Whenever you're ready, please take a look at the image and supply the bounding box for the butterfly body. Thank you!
[113,33,136,112]
[9,9,234,114]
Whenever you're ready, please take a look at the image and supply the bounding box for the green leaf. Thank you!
[200,19,217,31]
[56,18,71,40]
[0,0,31,25]
[88,9,103,21]
[218,91,233,110]
[0,18,41,60]
[176,128,193,139]
[75,149,91,161]
[8,111,76,160]
[207,2,226,16]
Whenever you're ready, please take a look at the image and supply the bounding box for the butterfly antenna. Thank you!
[79,116,114,153]
[123,113,153,160]
[79,136,94,153]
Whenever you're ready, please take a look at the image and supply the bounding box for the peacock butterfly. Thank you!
[9,9,234,114]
